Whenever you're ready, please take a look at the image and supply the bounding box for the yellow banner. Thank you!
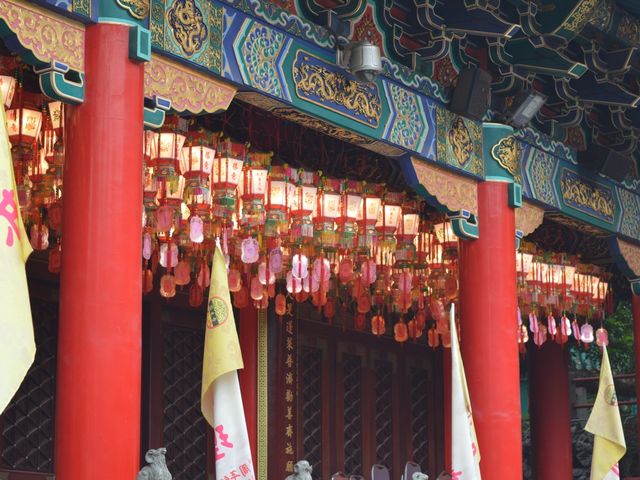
[585,347,626,479]
[201,245,244,427]
[0,101,34,414]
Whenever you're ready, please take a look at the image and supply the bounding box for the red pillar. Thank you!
[529,342,572,479]
[459,181,522,479]
[56,24,144,479]
[633,294,640,445]
[238,304,258,469]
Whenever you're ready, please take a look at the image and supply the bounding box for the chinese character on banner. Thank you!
[239,464,251,477]
[0,188,19,247]
[214,424,234,461]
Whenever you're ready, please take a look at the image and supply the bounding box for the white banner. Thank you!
[211,371,255,480]
[451,303,482,480]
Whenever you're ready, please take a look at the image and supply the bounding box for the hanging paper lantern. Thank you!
[151,116,187,178]
[595,327,608,347]
[356,185,381,253]
[181,130,215,199]
[28,149,54,209]
[7,90,42,148]
[395,201,420,267]
[240,151,270,228]
[336,180,362,250]
[212,139,245,222]
[241,237,260,264]
[394,319,408,343]
[155,174,185,232]
[0,74,16,108]
[264,165,293,237]
[313,177,341,249]
[580,322,594,346]
[433,220,457,250]
[516,252,533,282]
[371,314,385,336]
[288,169,317,244]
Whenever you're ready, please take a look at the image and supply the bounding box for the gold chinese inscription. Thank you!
[293,52,382,127]
[281,315,297,472]
[116,0,150,19]
[560,168,615,223]
[491,135,522,178]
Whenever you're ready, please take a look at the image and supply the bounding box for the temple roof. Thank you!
[280,0,640,182]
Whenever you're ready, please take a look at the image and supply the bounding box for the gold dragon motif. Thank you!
[561,170,615,222]
[293,56,381,127]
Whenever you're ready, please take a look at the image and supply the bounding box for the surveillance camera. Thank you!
[337,40,383,84]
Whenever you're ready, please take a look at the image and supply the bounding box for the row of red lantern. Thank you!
[516,251,610,315]
[1,71,65,271]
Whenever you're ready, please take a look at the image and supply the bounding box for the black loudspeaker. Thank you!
[450,68,492,121]
[578,146,634,182]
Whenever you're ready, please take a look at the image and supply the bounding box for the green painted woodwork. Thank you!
[35,62,85,104]
[483,122,516,182]
[99,0,148,26]
[129,25,151,62]
[450,211,479,240]
[144,96,171,129]
[508,183,523,208]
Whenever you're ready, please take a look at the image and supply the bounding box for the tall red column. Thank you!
[632,294,640,445]
[459,181,522,479]
[238,304,258,469]
[529,342,573,479]
[56,23,144,479]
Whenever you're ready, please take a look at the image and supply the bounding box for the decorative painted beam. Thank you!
[609,238,640,292]
[520,137,640,242]
[503,37,588,79]
[0,0,85,72]
[438,0,520,39]
[401,155,478,216]
[570,72,640,107]
[143,55,236,114]
[515,201,545,236]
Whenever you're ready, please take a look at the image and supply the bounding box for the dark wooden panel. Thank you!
[342,353,363,475]
[1,299,57,473]
[162,324,207,480]
[299,345,324,480]
[297,317,443,479]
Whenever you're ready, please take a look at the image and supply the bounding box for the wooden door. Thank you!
[297,320,444,480]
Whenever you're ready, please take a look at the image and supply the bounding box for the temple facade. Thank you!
[0,0,640,479]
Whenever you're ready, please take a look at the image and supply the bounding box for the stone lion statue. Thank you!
[285,460,313,480]
[137,448,172,480]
